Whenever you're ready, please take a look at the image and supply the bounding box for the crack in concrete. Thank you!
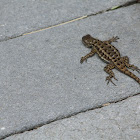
[1,92,140,140]
[0,0,139,43]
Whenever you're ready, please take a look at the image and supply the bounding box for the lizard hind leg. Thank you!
[122,56,140,73]
[104,63,118,86]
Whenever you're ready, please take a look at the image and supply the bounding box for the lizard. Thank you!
[80,34,140,85]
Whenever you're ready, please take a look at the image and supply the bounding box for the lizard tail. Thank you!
[123,69,140,84]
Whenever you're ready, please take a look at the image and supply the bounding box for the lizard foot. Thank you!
[129,65,140,73]
[111,36,119,42]
[80,57,87,64]
[105,76,118,86]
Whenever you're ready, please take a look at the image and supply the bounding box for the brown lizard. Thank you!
[80,34,140,85]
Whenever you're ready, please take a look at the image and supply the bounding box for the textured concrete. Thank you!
[0,4,140,139]
[5,95,140,140]
[0,0,129,41]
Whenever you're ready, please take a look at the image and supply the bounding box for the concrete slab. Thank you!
[0,4,140,139]
[0,0,129,41]
[4,95,140,140]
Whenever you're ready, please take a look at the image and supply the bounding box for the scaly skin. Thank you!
[80,34,140,85]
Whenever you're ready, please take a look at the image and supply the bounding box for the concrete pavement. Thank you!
[0,0,140,139]
[5,95,140,140]
[0,0,129,41]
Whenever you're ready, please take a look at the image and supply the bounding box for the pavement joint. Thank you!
[0,0,139,43]
[2,92,140,140]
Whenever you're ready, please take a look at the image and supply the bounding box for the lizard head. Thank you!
[82,34,95,48]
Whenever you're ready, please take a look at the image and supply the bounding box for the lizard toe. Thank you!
[106,76,116,86]
[80,57,84,64]
[114,36,119,42]
[113,76,118,81]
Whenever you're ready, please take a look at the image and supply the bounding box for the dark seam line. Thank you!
[1,92,140,140]
[0,0,139,43]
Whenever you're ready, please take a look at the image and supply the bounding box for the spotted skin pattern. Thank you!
[80,34,140,85]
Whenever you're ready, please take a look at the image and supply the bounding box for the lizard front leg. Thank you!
[104,36,119,44]
[104,63,118,86]
[80,49,96,64]
[122,56,140,73]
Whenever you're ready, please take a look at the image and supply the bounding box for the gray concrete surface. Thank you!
[5,95,140,140]
[0,3,140,139]
[0,0,129,41]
